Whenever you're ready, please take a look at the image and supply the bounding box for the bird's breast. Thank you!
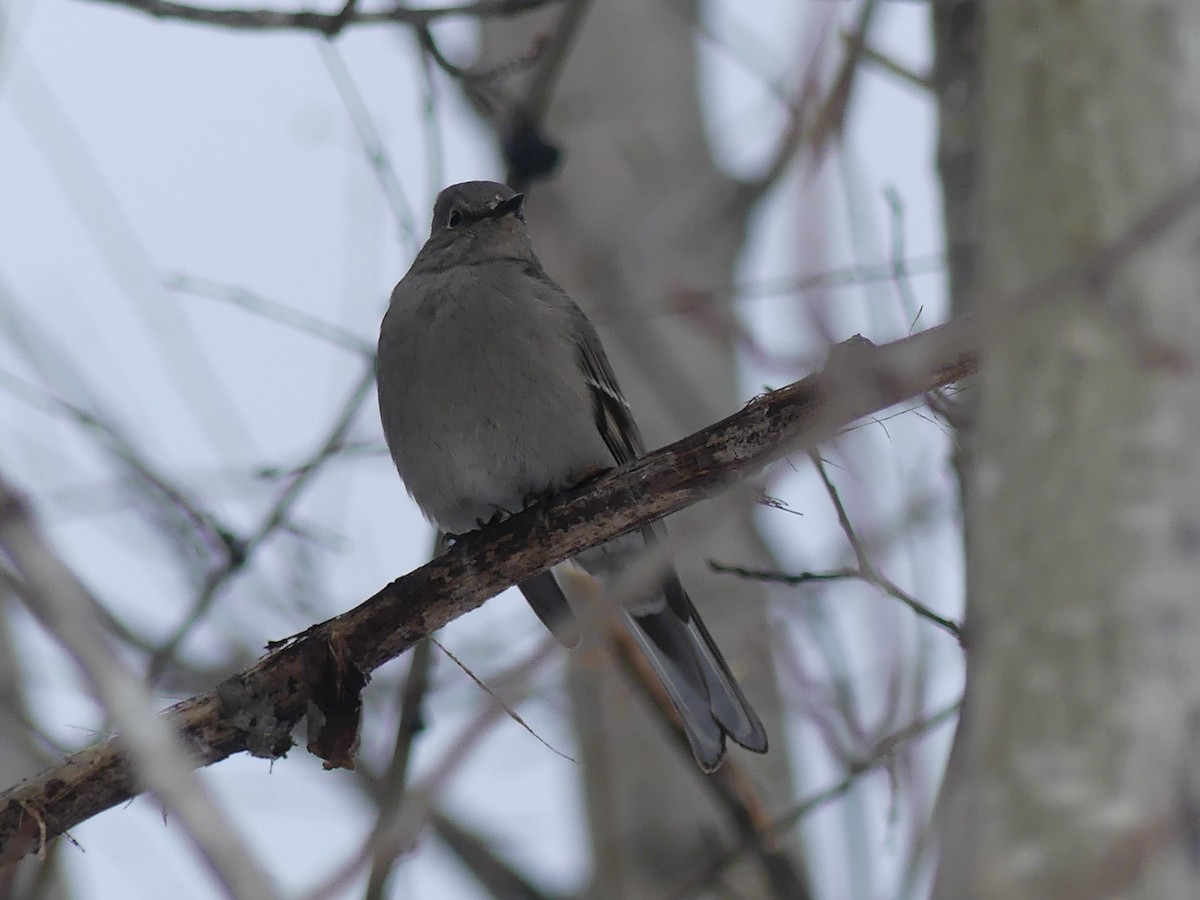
[378,275,611,532]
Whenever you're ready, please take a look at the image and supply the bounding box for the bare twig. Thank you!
[884,187,923,330]
[307,701,511,900]
[6,62,258,459]
[167,274,373,356]
[429,807,564,900]
[710,460,963,642]
[708,562,861,586]
[147,363,377,682]
[740,0,879,203]
[848,33,932,91]
[304,642,557,900]
[806,0,878,160]
[416,29,447,201]
[663,701,961,900]
[80,0,568,34]
[432,636,575,763]
[317,41,418,250]
[0,368,240,581]
[363,639,435,900]
[609,627,812,900]
[731,254,945,303]
[502,0,590,190]
[515,0,589,126]
[809,452,963,642]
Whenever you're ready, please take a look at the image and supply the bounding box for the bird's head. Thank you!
[416,181,533,267]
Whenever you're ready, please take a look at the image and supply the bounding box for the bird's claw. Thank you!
[571,464,611,486]
[520,487,558,510]
[475,508,512,530]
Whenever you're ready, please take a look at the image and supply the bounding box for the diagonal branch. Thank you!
[363,637,435,900]
[0,317,976,867]
[608,627,811,900]
[146,363,377,682]
[808,452,963,641]
[81,0,567,35]
[663,700,961,900]
[429,807,565,900]
[0,314,979,868]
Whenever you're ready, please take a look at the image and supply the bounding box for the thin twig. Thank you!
[317,41,418,251]
[848,33,932,91]
[741,0,879,203]
[82,0,567,33]
[884,187,923,330]
[303,642,556,900]
[167,274,373,356]
[732,254,945,302]
[514,0,589,130]
[429,807,564,900]
[0,368,242,592]
[609,627,812,900]
[147,363,377,682]
[662,701,960,900]
[363,639,435,900]
[809,451,963,642]
[431,636,576,764]
[708,561,861,586]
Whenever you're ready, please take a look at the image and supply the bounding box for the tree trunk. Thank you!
[477,2,800,897]
[933,2,1200,897]
[931,0,983,490]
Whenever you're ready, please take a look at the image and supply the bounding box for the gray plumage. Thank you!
[376,180,767,771]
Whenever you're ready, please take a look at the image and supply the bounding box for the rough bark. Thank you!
[0,599,69,900]
[932,2,1200,897]
[476,2,800,895]
[932,0,983,320]
[931,0,983,490]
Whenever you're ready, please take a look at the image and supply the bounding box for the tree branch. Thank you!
[608,627,812,900]
[80,0,567,35]
[0,319,976,866]
[429,807,565,900]
[0,478,281,897]
[664,700,962,900]
[363,637,434,900]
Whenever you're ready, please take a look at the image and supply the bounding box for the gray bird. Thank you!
[376,180,767,771]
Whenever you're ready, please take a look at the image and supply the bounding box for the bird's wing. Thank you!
[564,294,699,619]
[565,302,646,466]
[557,282,768,769]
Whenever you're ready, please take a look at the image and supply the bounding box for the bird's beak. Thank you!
[489,193,526,220]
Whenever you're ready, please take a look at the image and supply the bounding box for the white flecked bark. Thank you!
[933,3,1200,897]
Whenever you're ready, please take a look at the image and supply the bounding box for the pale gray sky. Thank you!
[0,1,957,896]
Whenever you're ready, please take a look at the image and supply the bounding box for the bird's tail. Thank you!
[628,574,768,771]
[519,570,580,647]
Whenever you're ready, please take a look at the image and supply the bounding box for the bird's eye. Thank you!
[446,208,465,229]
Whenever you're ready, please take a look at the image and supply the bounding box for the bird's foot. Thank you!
[474,507,514,530]
[570,464,611,486]
[520,486,558,511]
